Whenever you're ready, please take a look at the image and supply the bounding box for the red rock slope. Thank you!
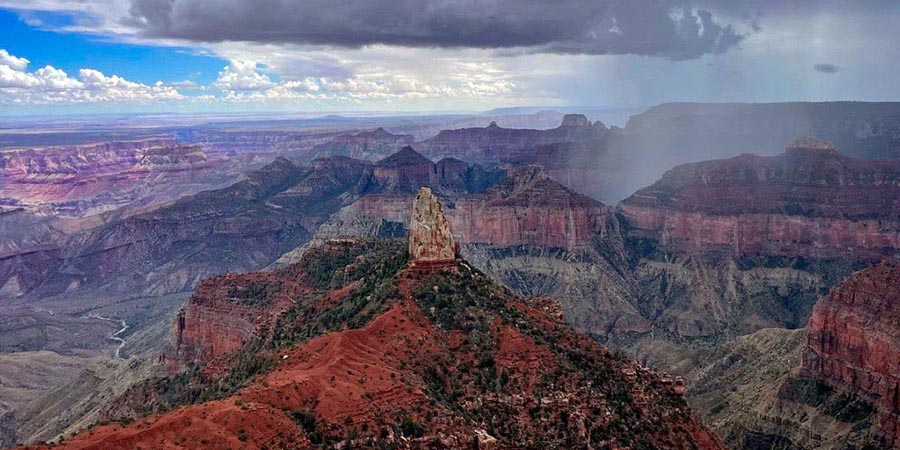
[803,261,900,446]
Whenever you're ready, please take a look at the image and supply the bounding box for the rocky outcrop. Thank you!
[560,113,592,128]
[408,187,456,264]
[803,262,900,446]
[618,140,900,260]
[416,115,606,164]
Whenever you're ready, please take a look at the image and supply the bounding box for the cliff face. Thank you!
[416,114,607,164]
[173,272,296,368]
[33,220,723,449]
[803,262,900,446]
[619,140,900,259]
[449,165,620,251]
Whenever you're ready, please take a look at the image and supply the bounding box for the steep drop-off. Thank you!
[618,138,899,260]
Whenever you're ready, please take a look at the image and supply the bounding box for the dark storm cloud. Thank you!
[814,63,839,74]
[124,0,745,59]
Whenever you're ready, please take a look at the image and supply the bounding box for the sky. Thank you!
[0,0,898,115]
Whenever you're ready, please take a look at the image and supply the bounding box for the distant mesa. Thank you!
[408,187,457,267]
[560,113,591,127]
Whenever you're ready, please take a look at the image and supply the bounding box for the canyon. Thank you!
[618,137,899,260]
[27,195,723,450]
[0,138,241,217]
[3,103,900,448]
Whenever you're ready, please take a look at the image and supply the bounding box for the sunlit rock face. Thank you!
[408,187,456,263]
[803,262,900,446]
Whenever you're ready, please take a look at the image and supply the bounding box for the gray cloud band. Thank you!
[124,0,745,60]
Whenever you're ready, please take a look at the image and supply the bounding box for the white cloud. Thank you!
[0,49,182,104]
[213,61,276,91]
[0,49,29,71]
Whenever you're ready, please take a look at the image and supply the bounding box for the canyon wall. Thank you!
[619,139,900,260]
[173,272,295,367]
[803,262,900,446]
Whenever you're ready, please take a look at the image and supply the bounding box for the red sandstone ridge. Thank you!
[802,261,900,446]
[172,271,299,372]
[618,138,900,259]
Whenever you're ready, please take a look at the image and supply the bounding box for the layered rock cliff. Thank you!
[803,262,900,446]
[173,272,296,368]
[0,138,238,216]
[619,139,900,260]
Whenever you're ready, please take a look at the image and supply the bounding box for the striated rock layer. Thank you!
[173,272,297,369]
[619,139,900,260]
[0,138,238,217]
[802,262,900,446]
